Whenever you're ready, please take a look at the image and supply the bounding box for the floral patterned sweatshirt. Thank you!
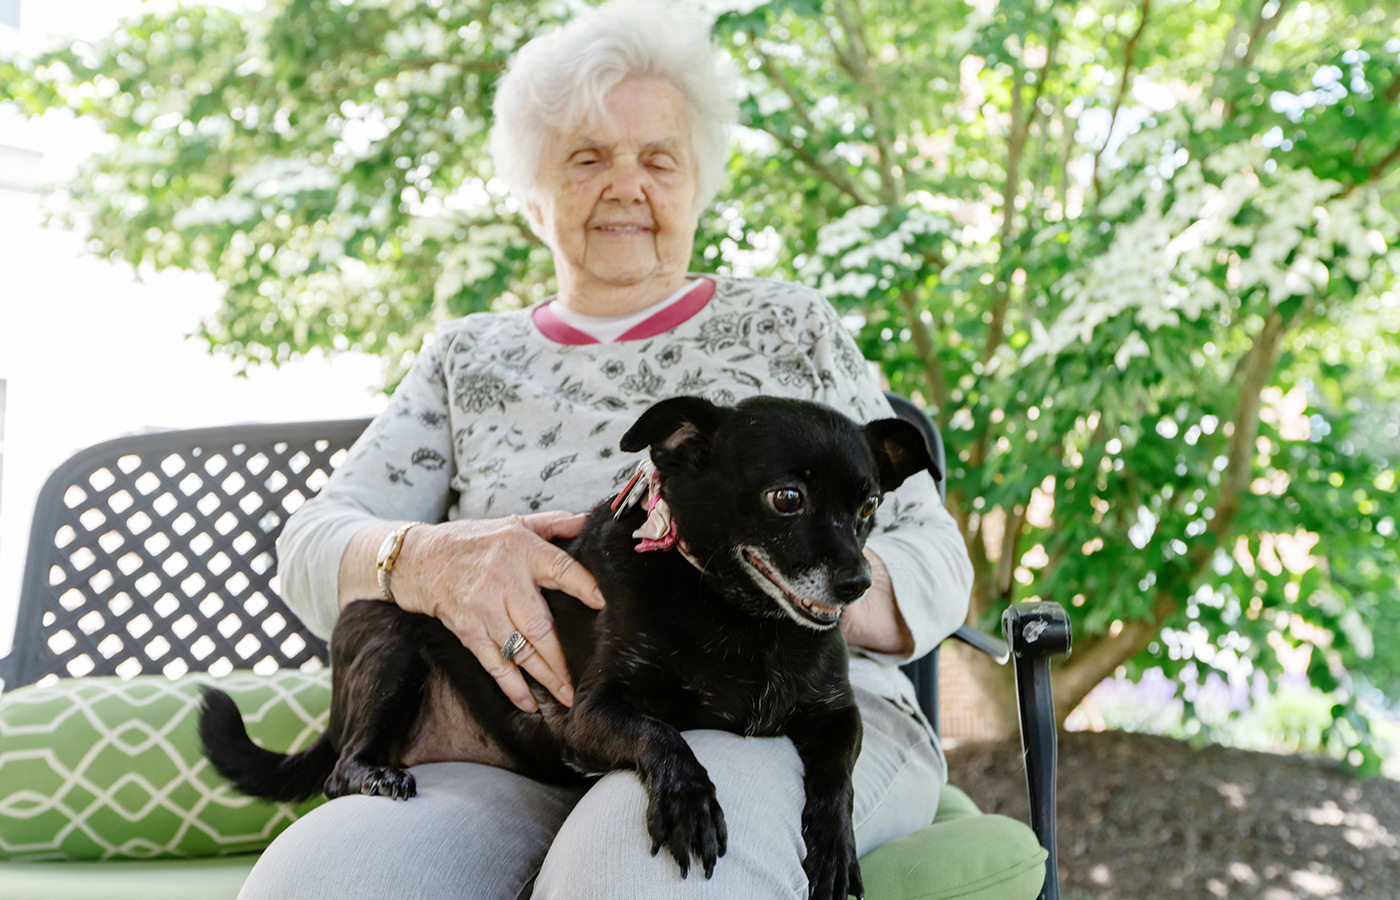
[276,274,972,726]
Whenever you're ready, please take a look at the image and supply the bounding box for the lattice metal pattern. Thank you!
[5,419,372,689]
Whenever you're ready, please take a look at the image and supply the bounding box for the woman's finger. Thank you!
[504,598,576,707]
[528,536,607,610]
[479,641,540,714]
[436,592,553,714]
[521,510,591,541]
[502,639,576,708]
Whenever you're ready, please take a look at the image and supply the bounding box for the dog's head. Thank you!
[620,396,938,629]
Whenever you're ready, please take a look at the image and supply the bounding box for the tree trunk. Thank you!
[954,305,1294,737]
[958,637,1099,739]
[950,643,1021,739]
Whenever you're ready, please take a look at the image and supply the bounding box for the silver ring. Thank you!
[500,631,528,663]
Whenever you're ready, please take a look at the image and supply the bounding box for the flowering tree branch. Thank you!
[1090,0,1151,203]
[745,32,876,206]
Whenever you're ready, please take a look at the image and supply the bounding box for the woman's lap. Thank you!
[236,762,584,900]
[237,687,943,900]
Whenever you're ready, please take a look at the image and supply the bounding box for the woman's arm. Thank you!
[805,293,974,660]
[277,330,603,712]
[277,336,458,638]
[840,549,914,655]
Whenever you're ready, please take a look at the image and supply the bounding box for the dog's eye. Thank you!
[766,488,805,515]
[859,495,880,518]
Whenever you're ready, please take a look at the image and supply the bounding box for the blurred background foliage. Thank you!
[3,0,1398,771]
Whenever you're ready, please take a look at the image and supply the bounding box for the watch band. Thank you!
[377,521,423,603]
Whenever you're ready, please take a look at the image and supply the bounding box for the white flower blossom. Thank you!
[870,233,904,263]
[814,206,884,257]
[818,271,879,300]
[1024,132,1396,366]
[384,21,448,58]
[172,196,258,228]
[236,159,339,198]
[1114,331,1150,369]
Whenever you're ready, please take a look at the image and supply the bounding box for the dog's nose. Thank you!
[833,565,872,603]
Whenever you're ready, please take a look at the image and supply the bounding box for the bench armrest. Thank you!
[1001,601,1071,900]
[904,600,1070,900]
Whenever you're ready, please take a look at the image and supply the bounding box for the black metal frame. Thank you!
[0,419,369,689]
[3,401,1071,900]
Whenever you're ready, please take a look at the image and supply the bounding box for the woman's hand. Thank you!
[839,548,914,656]
[347,512,605,713]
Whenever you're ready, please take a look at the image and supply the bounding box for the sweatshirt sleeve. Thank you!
[276,333,458,639]
[807,294,973,662]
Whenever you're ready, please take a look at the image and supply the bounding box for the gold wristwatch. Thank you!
[376,522,423,602]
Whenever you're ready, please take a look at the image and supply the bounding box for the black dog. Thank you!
[200,395,936,900]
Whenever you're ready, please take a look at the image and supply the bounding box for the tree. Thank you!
[5,0,1398,765]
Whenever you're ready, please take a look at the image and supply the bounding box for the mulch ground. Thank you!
[946,730,1400,900]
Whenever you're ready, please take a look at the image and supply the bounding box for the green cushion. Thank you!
[929,783,983,822]
[0,854,258,900]
[860,785,1048,900]
[1,668,1047,900]
[0,669,330,861]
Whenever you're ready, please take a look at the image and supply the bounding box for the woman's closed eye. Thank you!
[569,150,604,169]
[646,153,677,171]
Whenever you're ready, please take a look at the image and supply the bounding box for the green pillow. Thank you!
[0,669,330,861]
[860,785,1048,900]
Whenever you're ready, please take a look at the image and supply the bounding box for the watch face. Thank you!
[377,532,397,565]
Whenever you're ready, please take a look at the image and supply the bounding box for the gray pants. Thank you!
[238,687,944,899]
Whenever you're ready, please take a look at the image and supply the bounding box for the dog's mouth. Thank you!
[740,546,843,628]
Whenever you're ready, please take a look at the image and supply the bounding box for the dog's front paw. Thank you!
[645,764,728,879]
[802,814,862,900]
[326,760,416,800]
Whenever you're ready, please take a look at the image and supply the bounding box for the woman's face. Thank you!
[529,76,700,312]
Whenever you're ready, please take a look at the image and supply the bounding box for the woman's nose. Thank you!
[603,161,646,203]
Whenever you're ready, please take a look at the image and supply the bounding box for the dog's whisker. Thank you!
[700,547,724,572]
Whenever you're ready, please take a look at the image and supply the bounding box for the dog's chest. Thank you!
[670,641,815,736]
[591,547,837,737]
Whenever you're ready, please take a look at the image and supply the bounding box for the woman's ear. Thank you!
[520,196,556,249]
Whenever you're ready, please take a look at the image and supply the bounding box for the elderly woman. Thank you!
[239,1,971,898]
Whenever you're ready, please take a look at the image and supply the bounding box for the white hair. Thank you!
[489,0,738,211]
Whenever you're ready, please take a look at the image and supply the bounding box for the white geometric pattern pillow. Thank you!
[0,669,329,861]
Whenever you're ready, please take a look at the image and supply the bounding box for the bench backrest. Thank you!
[1,419,371,689]
[2,402,948,732]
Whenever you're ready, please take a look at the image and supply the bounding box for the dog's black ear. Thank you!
[620,396,727,471]
[864,418,940,491]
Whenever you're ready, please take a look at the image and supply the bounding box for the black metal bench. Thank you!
[2,406,1071,899]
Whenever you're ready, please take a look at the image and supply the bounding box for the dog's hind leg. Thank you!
[324,602,432,800]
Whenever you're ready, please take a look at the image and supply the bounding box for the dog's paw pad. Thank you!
[327,762,416,800]
[801,833,861,900]
[364,768,415,799]
[801,806,861,900]
[646,771,727,880]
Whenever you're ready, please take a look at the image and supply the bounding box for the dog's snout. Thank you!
[833,564,872,603]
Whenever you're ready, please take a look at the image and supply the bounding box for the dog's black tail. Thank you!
[198,686,336,803]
